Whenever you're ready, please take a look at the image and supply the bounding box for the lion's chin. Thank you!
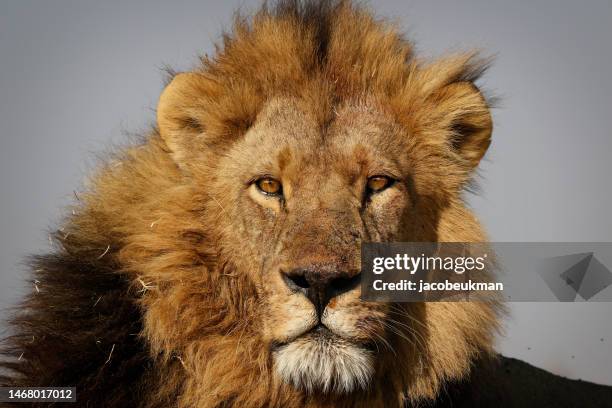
[273,327,374,394]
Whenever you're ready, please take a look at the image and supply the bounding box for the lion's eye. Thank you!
[255,177,283,196]
[366,176,393,193]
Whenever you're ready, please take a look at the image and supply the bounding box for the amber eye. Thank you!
[366,176,393,193]
[255,177,282,196]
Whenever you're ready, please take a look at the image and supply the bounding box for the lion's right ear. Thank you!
[157,73,208,164]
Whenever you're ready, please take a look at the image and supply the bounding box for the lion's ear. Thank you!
[436,82,493,169]
[157,73,207,164]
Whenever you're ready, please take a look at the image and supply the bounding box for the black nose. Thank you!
[282,267,362,315]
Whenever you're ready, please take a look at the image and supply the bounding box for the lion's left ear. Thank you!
[157,72,208,164]
[436,82,493,169]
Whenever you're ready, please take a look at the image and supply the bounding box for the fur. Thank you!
[274,332,374,394]
[1,1,502,407]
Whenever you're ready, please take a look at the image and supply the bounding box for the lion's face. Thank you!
[150,5,501,401]
[207,97,422,392]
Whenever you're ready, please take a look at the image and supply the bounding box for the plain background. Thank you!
[1,0,611,385]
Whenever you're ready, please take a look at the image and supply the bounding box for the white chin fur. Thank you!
[273,334,374,394]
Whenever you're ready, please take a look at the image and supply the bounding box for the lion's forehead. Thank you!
[239,97,405,177]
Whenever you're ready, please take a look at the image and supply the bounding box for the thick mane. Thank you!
[176,0,487,149]
[0,139,189,407]
[1,1,499,407]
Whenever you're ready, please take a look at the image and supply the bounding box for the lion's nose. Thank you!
[282,268,362,316]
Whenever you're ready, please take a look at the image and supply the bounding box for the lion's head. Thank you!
[144,2,501,404]
[6,1,501,407]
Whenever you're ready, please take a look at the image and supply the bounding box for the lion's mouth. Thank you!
[270,324,332,350]
[272,323,374,353]
[306,323,334,339]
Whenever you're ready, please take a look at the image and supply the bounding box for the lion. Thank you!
[0,1,507,407]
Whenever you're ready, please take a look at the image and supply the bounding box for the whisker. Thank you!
[379,316,428,353]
